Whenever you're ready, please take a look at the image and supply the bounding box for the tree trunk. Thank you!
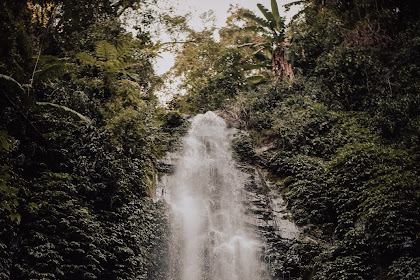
[272,43,294,81]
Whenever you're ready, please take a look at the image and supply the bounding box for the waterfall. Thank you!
[162,111,268,280]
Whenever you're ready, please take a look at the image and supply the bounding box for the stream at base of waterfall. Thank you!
[159,111,271,280]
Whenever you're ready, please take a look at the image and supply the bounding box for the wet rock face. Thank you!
[240,167,304,279]
[242,168,300,241]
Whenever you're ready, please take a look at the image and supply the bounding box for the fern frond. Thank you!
[33,55,68,83]
[100,61,118,72]
[95,41,117,61]
[120,62,145,70]
[116,42,133,62]
[34,64,66,83]
[75,52,97,66]
[0,130,13,151]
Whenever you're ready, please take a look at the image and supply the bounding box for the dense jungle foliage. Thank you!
[1,0,419,279]
[0,0,187,279]
[170,0,420,279]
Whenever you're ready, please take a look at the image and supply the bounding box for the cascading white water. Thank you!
[164,111,266,280]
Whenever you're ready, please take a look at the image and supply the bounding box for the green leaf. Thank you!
[247,75,267,84]
[284,0,304,12]
[95,40,118,61]
[271,0,281,22]
[28,202,39,211]
[76,52,97,66]
[0,130,13,151]
[243,26,266,33]
[243,13,271,29]
[253,51,270,62]
[10,213,21,222]
[34,61,68,83]
[116,42,133,62]
[243,64,270,70]
[257,3,275,22]
[271,0,283,32]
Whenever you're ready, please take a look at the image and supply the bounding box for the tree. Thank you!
[242,0,294,81]
[169,26,247,113]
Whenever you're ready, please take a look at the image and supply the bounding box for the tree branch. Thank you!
[159,40,198,45]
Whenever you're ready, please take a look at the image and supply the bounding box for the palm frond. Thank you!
[275,35,285,44]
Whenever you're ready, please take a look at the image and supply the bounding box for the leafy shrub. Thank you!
[271,100,338,158]
[389,256,420,280]
[232,134,259,164]
[315,46,388,111]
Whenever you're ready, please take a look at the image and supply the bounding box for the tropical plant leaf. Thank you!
[34,55,68,83]
[243,13,271,29]
[10,213,21,222]
[0,130,13,151]
[289,9,306,24]
[243,26,266,33]
[257,3,275,22]
[275,35,285,44]
[76,52,97,66]
[116,42,133,62]
[95,40,118,61]
[271,0,283,32]
[253,51,270,62]
[271,0,281,22]
[283,0,304,12]
[247,75,267,84]
[34,64,67,83]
